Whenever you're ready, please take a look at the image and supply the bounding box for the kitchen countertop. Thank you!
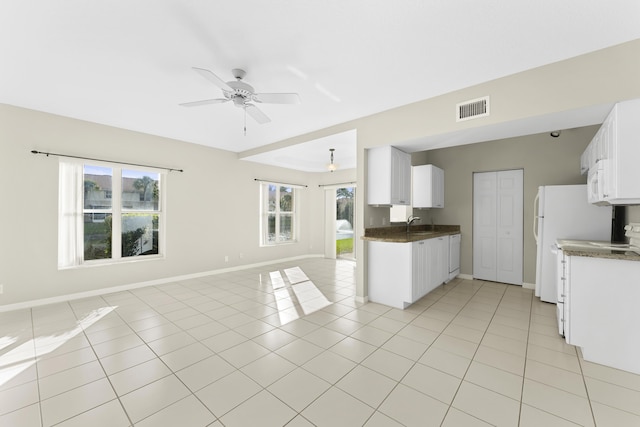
[557,239,640,262]
[362,224,461,243]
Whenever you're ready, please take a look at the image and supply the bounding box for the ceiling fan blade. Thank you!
[179,98,229,107]
[192,67,233,91]
[245,104,271,124]
[254,93,301,104]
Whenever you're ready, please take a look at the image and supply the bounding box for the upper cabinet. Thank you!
[413,164,444,208]
[368,146,411,205]
[584,99,640,205]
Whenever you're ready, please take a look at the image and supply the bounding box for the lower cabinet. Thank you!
[560,254,640,375]
[368,236,450,309]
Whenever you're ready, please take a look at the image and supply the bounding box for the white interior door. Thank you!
[473,170,523,285]
[473,172,498,281]
[496,170,523,284]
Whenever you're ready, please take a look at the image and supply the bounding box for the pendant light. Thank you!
[327,148,337,172]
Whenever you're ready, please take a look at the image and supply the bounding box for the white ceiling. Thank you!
[2,1,640,171]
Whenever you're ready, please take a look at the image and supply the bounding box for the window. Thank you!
[59,160,163,268]
[260,183,298,245]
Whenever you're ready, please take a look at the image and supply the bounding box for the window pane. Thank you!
[267,213,276,243]
[280,186,293,212]
[268,184,276,212]
[84,166,112,210]
[122,214,159,257]
[84,213,112,260]
[123,170,160,211]
[280,214,292,241]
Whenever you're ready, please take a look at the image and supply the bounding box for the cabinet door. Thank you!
[429,236,449,289]
[412,164,444,208]
[412,240,427,301]
[433,166,444,208]
[391,148,411,205]
[367,146,392,205]
[368,146,410,206]
[448,234,461,282]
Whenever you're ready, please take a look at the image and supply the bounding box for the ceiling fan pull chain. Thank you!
[244,107,247,136]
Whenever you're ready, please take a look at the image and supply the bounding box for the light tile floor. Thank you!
[1,258,640,426]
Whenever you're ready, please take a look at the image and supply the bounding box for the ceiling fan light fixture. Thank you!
[327,148,337,172]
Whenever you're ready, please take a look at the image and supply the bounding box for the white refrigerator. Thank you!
[534,185,611,303]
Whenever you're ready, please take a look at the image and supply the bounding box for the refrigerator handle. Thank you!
[533,192,540,243]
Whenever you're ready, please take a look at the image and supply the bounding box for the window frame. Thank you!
[260,182,299,246]
[59,160,166,268]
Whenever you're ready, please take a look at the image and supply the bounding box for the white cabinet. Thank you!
[448,233,461,281]
[583,98,640,205]
[559,252,640,375]
[368,236,451,309]
[413,164,444,208]
[367,146,411,205]
[429,236,449,290]
[411,240,428,301]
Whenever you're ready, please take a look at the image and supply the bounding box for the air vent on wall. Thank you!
[456,96,490,122]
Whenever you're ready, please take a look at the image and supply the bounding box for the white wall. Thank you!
[0,104,354,307]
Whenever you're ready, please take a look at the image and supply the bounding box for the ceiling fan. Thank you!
[180,67,300,128]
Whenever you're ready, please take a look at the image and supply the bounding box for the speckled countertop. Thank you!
[557,239,640,262]
[362,225,461,243]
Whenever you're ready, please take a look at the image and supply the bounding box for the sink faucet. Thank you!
[407,215,421,233]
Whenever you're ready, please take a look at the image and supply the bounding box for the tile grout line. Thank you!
[73,295,137,427]
[29,307,45,427]
[516,284,536,427]
[437,279,512,426]
[576,347,598,426]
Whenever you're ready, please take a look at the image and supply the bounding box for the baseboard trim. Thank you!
[522,282,535,290]
[355,296,368,304]
[0,254,325,313]
[457,274,474,280]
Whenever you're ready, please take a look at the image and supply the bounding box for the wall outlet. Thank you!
[369,217,373,226]
[224,256,229,263]
[382,218,386,225]
[0,284,3,294]
[239,253,243,259]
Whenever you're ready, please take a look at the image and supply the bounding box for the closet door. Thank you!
[473,172,498,281]
[473,170,523,285]
[496,170,523,285]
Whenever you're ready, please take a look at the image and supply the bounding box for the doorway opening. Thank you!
[336,187,356,259]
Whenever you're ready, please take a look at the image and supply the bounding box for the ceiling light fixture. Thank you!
[550,130,561,138]
[328,148,337,172]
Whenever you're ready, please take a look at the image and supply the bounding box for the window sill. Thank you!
[260,240,298,248]
[59,254,165,270]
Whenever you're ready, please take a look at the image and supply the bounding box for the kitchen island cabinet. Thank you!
[557,244,640,375]
[368,235,452,309]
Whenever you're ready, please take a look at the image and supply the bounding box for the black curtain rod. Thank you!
[318,181,357,188]
[253,178,307,188]
[30,150,184,173]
